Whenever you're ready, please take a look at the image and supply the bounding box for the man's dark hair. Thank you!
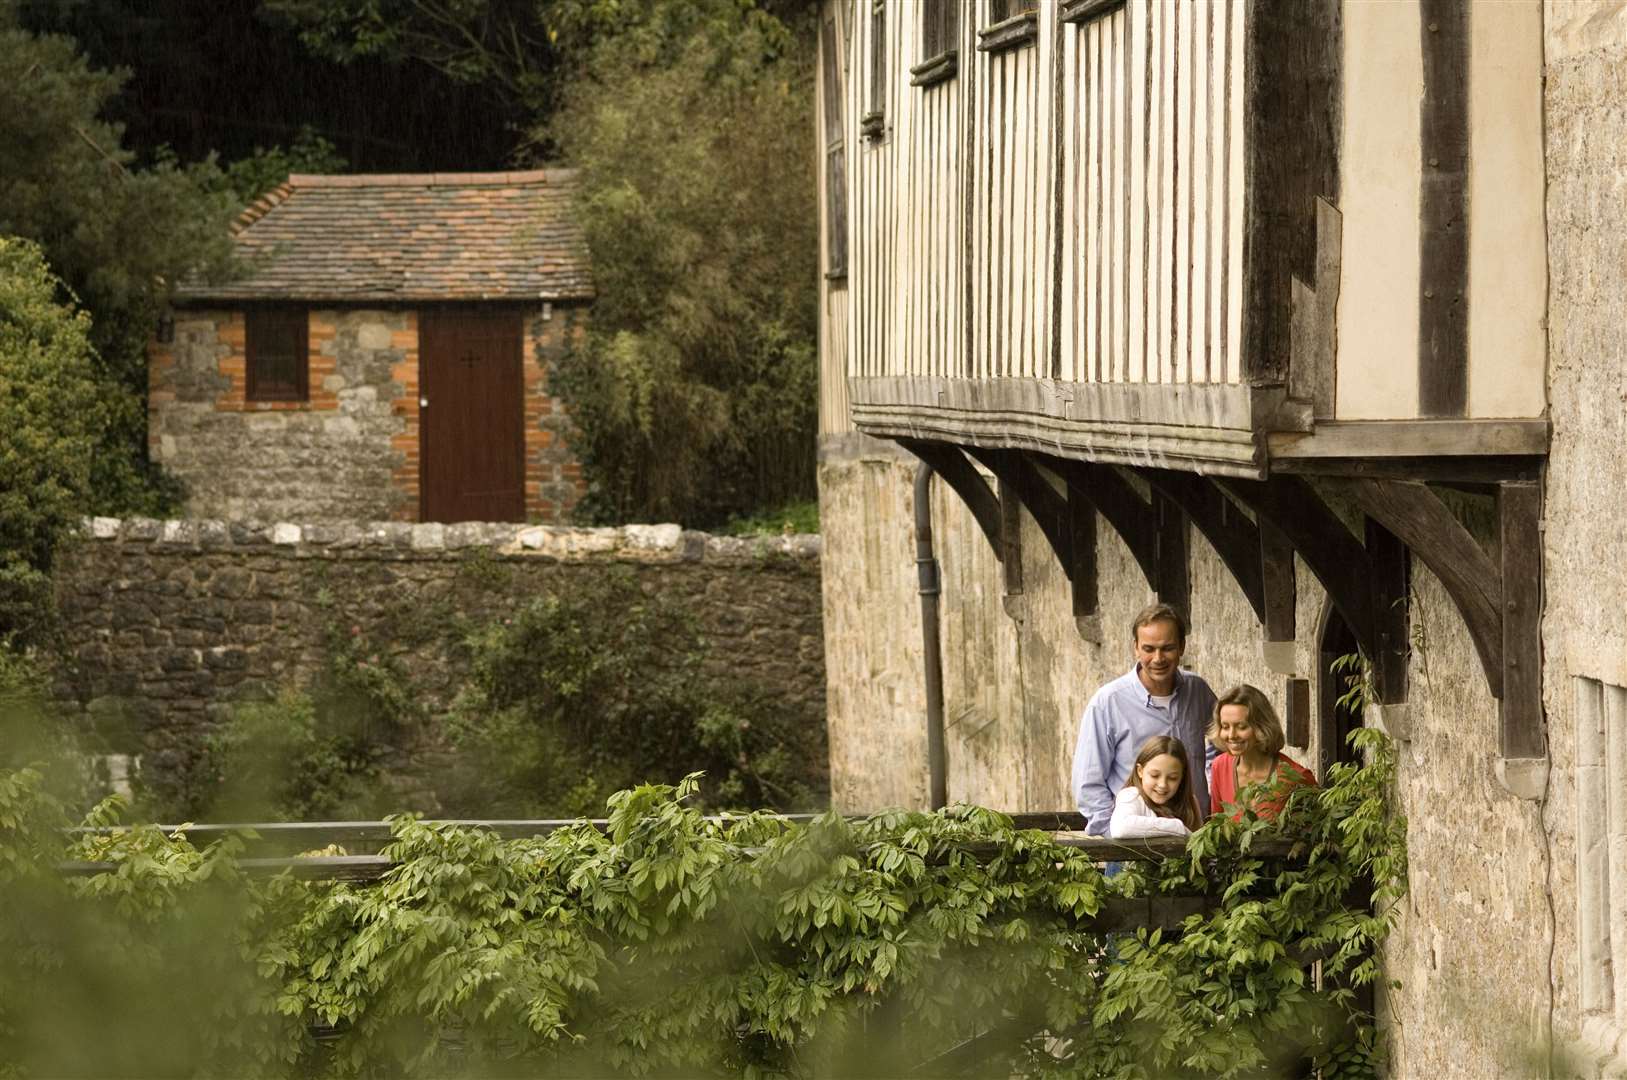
[1130,602,1188,645]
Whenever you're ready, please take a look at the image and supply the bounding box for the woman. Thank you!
[1207,684,1315,819]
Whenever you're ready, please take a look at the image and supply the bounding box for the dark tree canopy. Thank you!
[16,0,522,171]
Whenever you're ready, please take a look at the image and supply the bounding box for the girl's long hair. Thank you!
[1124,735,1202,830]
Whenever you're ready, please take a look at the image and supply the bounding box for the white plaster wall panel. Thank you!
[1335,0,1423,420]
[1467,0,1547,419]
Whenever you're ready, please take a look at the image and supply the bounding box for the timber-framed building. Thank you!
[815,0,1627,1073]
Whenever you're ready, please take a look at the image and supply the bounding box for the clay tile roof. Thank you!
[176,169,593,303]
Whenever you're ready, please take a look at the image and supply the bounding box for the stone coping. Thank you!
[80,517,821,564]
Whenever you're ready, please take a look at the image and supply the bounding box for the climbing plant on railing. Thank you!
[0,730,1406,1079]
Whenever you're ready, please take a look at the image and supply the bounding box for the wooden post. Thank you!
[1500,481,1543,760]
[1069,486,1102,642]
[1365,518,1410,706]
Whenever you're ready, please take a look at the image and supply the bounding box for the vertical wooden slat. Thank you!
[1224,0,1244,385]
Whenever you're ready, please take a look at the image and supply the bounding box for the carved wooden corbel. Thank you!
[1342,477,1545,794]
[1048,459,1190,614]
[897,438,1003,561]
[1215,476,1377,658]
[1138,468,1266,624]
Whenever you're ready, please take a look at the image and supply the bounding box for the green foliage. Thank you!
[0,737,1409,1077]
[182,620,422,823]
[723,498,821,537]
[443,572,827,816]
[222,127,348,204]
[0,14,239,515]
[545,2,818,527]
[0,238,108,643]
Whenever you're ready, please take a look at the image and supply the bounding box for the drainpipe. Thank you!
[915,463,949,810]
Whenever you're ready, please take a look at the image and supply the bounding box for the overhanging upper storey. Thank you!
[829,0,1548,477]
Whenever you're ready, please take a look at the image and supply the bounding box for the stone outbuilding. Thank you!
[149,170,593,524]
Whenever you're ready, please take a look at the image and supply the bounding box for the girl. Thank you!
[1207,684,1317,819]
[1108,735,1203,838]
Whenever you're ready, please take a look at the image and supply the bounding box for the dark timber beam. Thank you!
[1365,519,1410,706]
[999,477,1025,600]
[964,449,1072,583]
[1343,478,1502,698]
[1418,0,1470,416]
[1050,460,1157,592]
[1140,469,1266,625]
[1068,485,1102,642]
[1499,482,1543,761]
[1050,460,1191,612]
[1260,517,1297,647]
[1153,492,1191,615]
[1215,477,1376,657]
[897,439,1003,561]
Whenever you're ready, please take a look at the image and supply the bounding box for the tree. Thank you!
[0,238,109,643]
[0,15,239,514]
[546,4,819,525]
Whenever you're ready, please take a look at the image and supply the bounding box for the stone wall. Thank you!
[816,433,1561,1076]
[1544,4,1627,1073]
[52,518,824,808]
[148,305,588,524]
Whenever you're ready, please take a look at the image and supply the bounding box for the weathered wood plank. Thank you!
[1500,481,1543,757]
[1418,0,1470,417]
[1268,419,1550,459]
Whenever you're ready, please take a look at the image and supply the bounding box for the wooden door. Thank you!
[419,308,525,523]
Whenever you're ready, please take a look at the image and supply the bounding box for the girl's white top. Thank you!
[1107,786,1191,839]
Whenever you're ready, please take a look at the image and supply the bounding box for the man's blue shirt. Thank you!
[1070,664,1219,835]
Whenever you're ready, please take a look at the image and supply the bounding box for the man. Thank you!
[1071,603,1219,835]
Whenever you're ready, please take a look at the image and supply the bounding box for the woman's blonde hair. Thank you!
[1207,684,1287,756]
[1124,734,1202,830]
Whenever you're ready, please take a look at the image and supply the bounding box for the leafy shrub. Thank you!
[0,733,1407,1077]
[442,572,827,816]
[0,238,108,644]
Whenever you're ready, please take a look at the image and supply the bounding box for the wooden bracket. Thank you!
[1343,478,1500,695]
[1140,468,1266,624]
[964,449,1071,579]
[1342,478,1546,776]
[1216,476,1376,657]
[897,438,1003,561]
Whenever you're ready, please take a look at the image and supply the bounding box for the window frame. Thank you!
[980,0,1039,54]
[860,0,886,139]
[245,306,310,403]
[820,9,849,278]
[909,0,959,88]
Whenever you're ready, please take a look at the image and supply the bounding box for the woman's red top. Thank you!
[1208,752,1317,819]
